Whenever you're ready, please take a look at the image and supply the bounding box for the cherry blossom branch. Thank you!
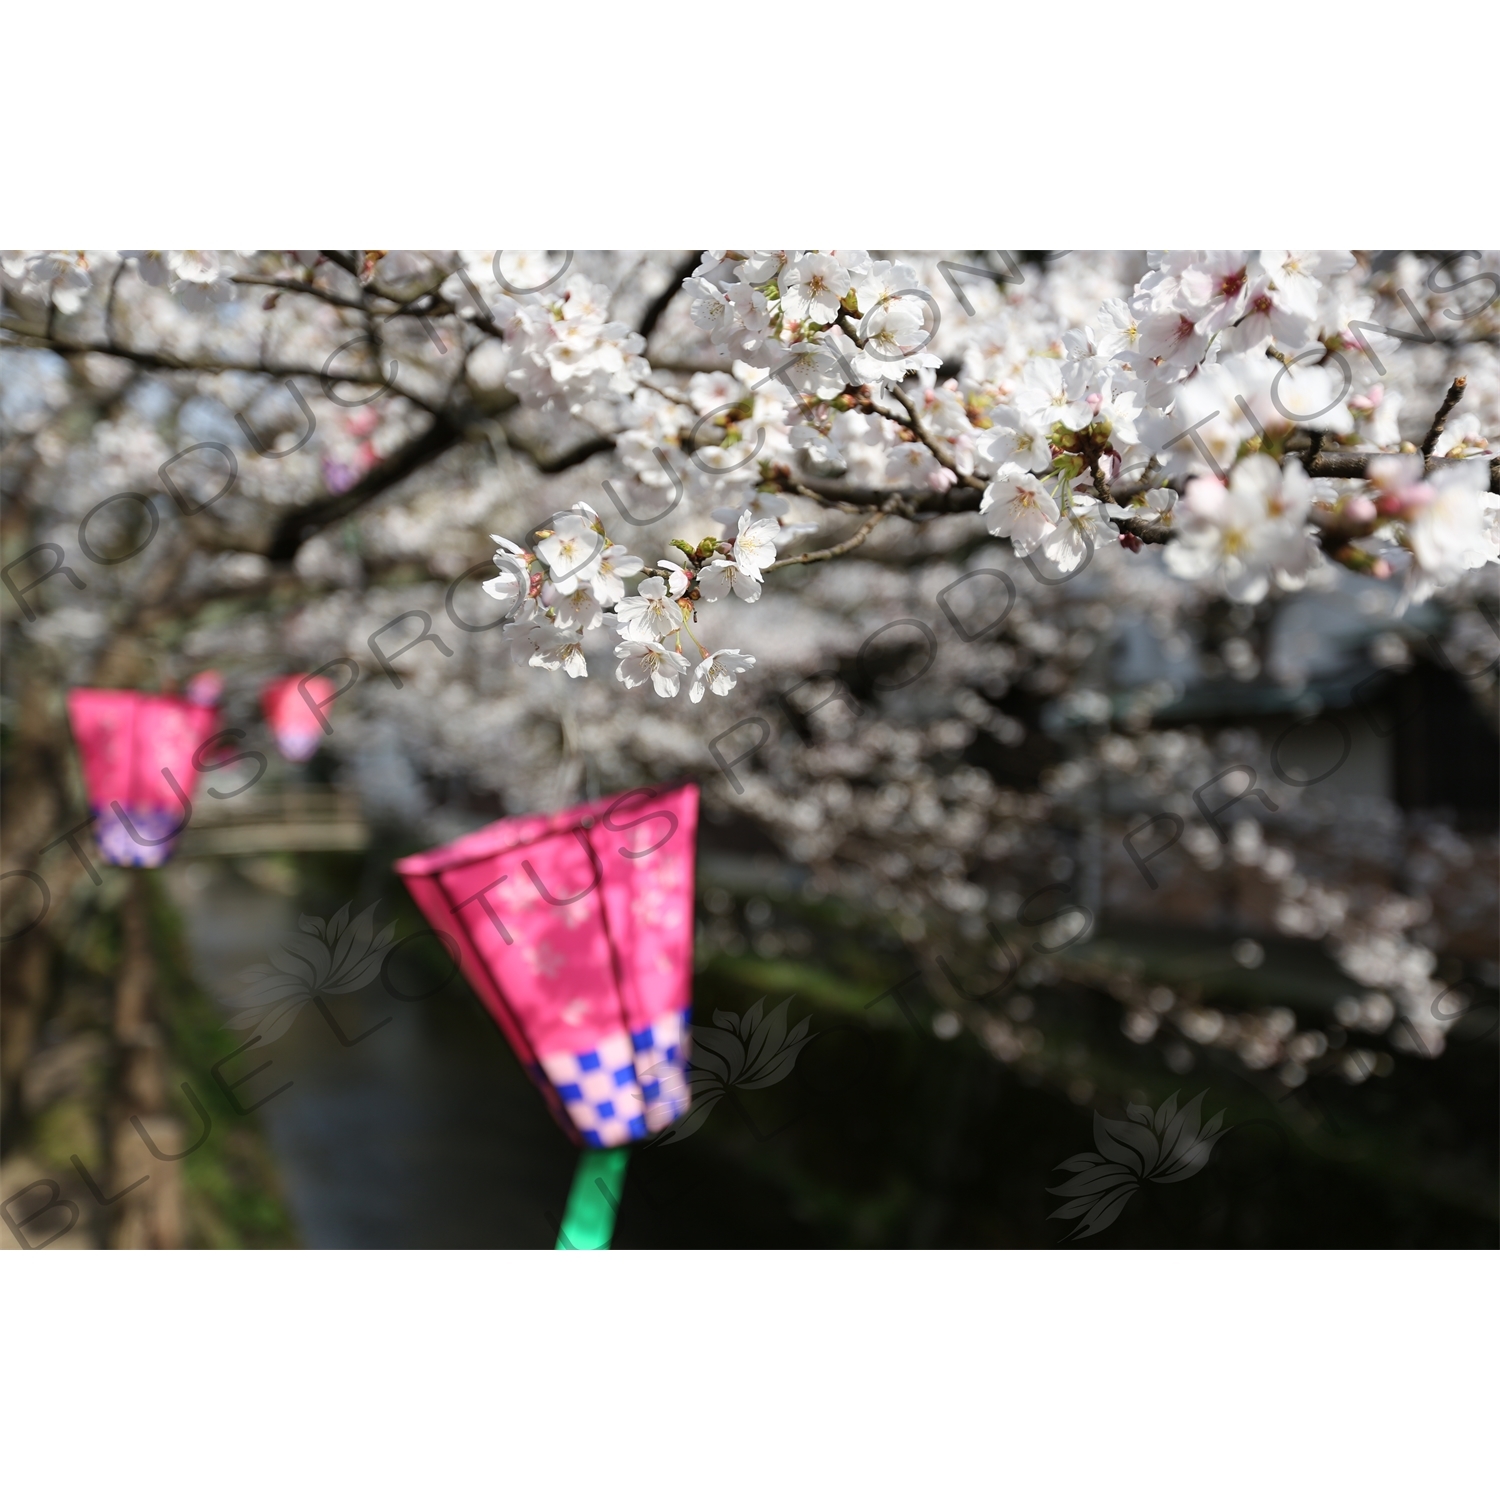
[230,273,367,311]
[638,253,704,343]
[1421,376,1467,457]
[766,496,904,571]
[781,371,1500,553]
[501,430,617,475]
[1296,449,1497,485]
[881,382,985,495]
[265,414,464,561]
[3,330,441,416]
[2,331,373,389]
[1093,457,1114,507]
[319,251,363,280]
[638,377,694,406]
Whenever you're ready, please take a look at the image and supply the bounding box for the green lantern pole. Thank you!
[555,1147,630,1250]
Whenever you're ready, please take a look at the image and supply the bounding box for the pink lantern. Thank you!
[261,674,331,762]
[67,688,219,867]
[395,783,699,1150]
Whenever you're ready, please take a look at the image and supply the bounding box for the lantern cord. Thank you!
[555,1147,629,1250]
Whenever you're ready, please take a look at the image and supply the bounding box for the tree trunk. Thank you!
[107,875,183,1249]
[0,664,70,1142]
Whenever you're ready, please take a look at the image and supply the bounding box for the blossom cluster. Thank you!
[491,269,650,414]
[3,249,241,314]
[580,248,1500,670]
[484,501,762,701]
[6,248,1494,703]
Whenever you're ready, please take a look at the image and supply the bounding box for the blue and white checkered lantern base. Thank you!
[539,1009,691,1147]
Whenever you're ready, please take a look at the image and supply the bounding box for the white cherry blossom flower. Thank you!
[886,442,956,493]
[1093,376,1143,447]
[1402,463,1496,606]
[1109,487,1179,529]
[1221,280,1312,352]
[657,548,693,598]
[688,370,742,414]
[1042,499,1118,574]
[528,625,589,678]
[501,601,543,664]
[1012,358,1093,432]
[615,576,685,639]
[860,297,932,368]
[977,411,1053,475]
[689,278,736,340]
[736,250,792,285]
[122,251,173,287]
[536,513,604,583]
[615,638,690,697]
[1431,413,1493,461]
[1097,297,1148,362]
[1260,354,1355,434]
[1176,252,1255,335]
[774,341,850,401]
[790,423,849,479]
[981,464,1063,556]
[482,557,529,608]
[1137,309,1211,375]
[544,578,604,633]
[916,381,974,440]
[1258,250,1351,320]
[724,283,773,360]
[27,250,91,286]
[590,544,643,607]
[170,250,225,284]
[731,511,781,577]
[169,250,237,310]
[850,258,920,315]
[1166,454,1319,603]
[697,556,763,604]
[689,648,756,702]
[778,253,850,325]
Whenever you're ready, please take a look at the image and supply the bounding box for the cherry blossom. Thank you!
[615,576,685,639]
[614,637,690,697]
[1165,455,1321,604]
[536,513,604,583]
[689,648,756,703]
[982,465,1063,556]
[779,253,851,325]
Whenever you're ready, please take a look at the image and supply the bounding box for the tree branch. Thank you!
[882,382,986,495]
[1421,376,1467,457]
[320,251,363,281]
[638,253,704,343]
[231,273,366,311]
[4,332,429,408]
[265,415,464,561]
[499,428,616,475]
[767,497,903,571]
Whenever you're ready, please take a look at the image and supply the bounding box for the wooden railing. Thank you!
[179,784,370,855]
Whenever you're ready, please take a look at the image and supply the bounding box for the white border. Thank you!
[4,3,1498,245]
[2,1250,1493,1496]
